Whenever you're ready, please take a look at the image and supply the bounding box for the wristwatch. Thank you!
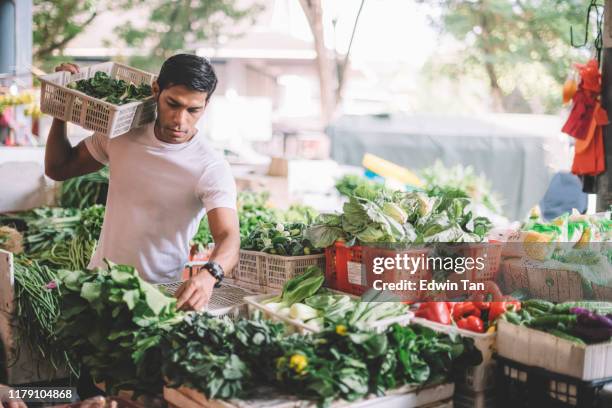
[201,261,224,288]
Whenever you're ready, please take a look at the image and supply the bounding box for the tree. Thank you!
[115,0,264,72]
[33,0,100,69]
[299,0,365,124]
[420,0,592,113]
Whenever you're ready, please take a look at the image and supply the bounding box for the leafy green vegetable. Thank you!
[335,174,387,199]
[307,189,491,248]
[60,167,109,209]
[67,71,152,105]
[241,222,320,256]
[265,266,326,308]
[55,260,183,395]
[420,160,503,215]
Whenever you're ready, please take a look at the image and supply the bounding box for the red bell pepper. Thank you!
[489,301,521,322]
[456,315,485,333]
[415,302,451,325]
[452,302,481,320]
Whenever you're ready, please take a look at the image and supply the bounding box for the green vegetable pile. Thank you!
[420,160,503,215]
[163,312,480,406]
[67,71,152,105]
[506,299,612,345]
[12,256,76,374]
[60,167,109,209]
[192,192,318,251]
[335,174,388,199]
[55,260,183,395]
[241,222,320,256]
[262,267,408,332]
[306,189,492,248]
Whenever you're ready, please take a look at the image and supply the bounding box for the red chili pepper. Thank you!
[415,302,451,325]
[452,302,481,320]
[456,315,484,333]
[471,293,491,310]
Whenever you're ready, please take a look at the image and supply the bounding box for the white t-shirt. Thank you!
[84,122,237,283]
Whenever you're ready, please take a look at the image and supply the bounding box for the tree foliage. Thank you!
[114,0,264,72]
[420,0,595,113]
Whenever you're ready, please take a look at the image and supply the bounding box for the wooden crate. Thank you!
[497,319,612,381]
[0,249,68,384]
[164,382,455,408]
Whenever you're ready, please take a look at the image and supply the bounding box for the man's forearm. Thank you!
[207,231,240,275]
[45,118,73,177]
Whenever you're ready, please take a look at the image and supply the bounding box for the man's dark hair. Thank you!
[157,54,217,101]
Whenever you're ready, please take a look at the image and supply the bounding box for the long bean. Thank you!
[12,257,78,375]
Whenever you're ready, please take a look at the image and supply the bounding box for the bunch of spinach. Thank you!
[162,312,290,400]
[55,260,183,395]
[67,71,152,105]
[191,192,279,249]
[275,323,481,407]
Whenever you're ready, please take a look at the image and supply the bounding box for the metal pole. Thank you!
[0,0,16,76]
[598,0,612,211]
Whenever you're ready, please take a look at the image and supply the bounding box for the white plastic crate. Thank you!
[235,250,326,293]
[411,317,497,392]
[39,62,157,138]
[244,292,413,335]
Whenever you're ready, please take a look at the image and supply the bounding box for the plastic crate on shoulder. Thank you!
[40,62,157,138]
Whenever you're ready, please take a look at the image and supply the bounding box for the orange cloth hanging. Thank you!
[562,59,608,177]
[571,102,608,176]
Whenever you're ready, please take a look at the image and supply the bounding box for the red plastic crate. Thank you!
[325,241,431,299]
[325,241,365,295]
[459,241,504,282]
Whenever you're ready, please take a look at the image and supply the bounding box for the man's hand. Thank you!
[0,384,27,408]
[175,270,216,311]
[54,62,80,74]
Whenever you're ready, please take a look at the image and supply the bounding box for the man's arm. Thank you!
[45,119,104,181]
[176,207,240,311]
[45,63,104,181]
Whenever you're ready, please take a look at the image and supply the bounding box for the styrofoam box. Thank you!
[497,319,612,381]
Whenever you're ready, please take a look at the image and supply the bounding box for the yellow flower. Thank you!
[335,325,348,336]
[288,353,308,374]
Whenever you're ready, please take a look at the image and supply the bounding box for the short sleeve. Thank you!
[196,159,237,212]
[84,132,110,165]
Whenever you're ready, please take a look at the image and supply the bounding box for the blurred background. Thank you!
[0,0,606,222]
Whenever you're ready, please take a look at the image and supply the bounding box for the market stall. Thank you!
[1,18,612,408]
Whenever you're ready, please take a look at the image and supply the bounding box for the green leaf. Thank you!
[122,289,140,310]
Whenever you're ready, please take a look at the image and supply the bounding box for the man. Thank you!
[45,54,240,312]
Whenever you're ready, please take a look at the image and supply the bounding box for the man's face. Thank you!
[152,82,208,144]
